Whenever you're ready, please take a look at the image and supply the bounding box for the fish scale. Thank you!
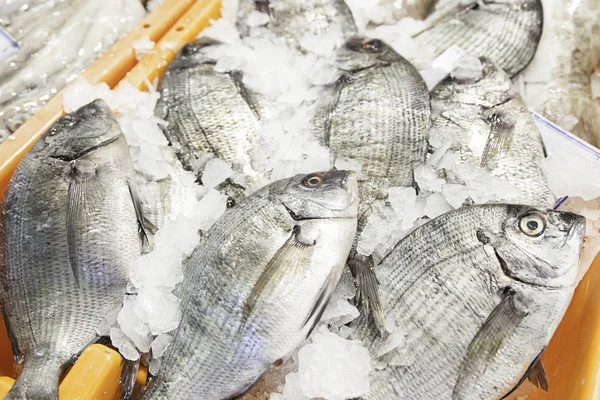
[353,204,585,400]
[414,0,543,77]
[0,100,143,399]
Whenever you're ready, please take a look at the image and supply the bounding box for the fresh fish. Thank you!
[0,100,146,399]
[145,170,359,400]
[517,0,600,147]
[429,57,555,207]
[236,0,357,50]
[156,39,263,183]
[414,0,543,77]
[354,204,585,400]
[0,0,145,142]
[310,36,431,334]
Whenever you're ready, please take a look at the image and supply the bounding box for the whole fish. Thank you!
[310,36,431,334]
[145,170,359,400]
[156,39,263,184]
[236,0,357,50]
[354,204,585,400]
[0,99,146,399]
[517,0,600,147]
[414,0,543,77]
[429,57,555,207]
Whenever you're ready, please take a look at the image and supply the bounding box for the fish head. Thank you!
[273,170,359,219]
[493,205,585,288]
[335,37,400,72]
[40,99,120,161]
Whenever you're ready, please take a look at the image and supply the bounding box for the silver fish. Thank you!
[145,170,358,400]
[156,39,263,182]
[236,0,357,50]
[354,204,585,400]
[517,0,600,147]
[311,36,431,334]
[429,57,555,207]
[0,99,146,399]
[414,0,543,77]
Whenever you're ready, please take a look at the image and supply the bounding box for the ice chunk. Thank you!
[152,333,174,358]
[131,119,169,146]
[387,187,419,230]
[154,214,200,257]
[96,307,119,336]
[414,165,445,192]
[137,287,182,335]
[375,327,404,358]
[424,192,453,219]
[110,328,139,361]
[131,247,183,289]
[149,358,162,376]
[450,54,483,80]
[357,200,400,256]
[117,297,152,353]
[190,188,228,231]
[322,298,360,326]
[202,158,233,188]
[334,157,362,179]
[246,10,270,27]
[62,78,116,112]
[542,151,600,200]
[271,373,309,400]
[132,36,155,61]
[297,327,371,400]
[441,183,470,208]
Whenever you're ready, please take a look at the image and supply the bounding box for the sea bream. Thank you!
[236,0,357,51]
[414,0,543,77]
[0,99,146,399]
[429,56,555,207]
[354,204,585,400]
[145,171,358,400]
[310,36,431,334]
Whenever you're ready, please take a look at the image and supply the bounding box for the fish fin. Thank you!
[127,180,149,246]
[453,290,527,399]
[480,111,515,169]
[68,162,105,287]
[1,306,24,371]
[349,254,386,337]
[118,357,140,400]
[229,71,261,120]
[500,349,548,399]
[301,265,343,338]
[239,226,314,334]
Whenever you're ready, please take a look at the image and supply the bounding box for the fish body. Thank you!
[414,0,543,77]
[156,40,263,181]
[0,100,144,399]
[430,57,555,207]
[311,37,431,333]
[355,204,585,400]
[236,0,357,50]
[517,0,600,146]
[145,171,358,400]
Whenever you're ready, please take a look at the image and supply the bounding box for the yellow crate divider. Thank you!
[0,0,220,398]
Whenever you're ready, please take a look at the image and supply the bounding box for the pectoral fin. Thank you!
[453,290,527,399]
[301,264,344,338]
[118,357,140,400]
[501,350,548,399]
[239,226,314,333]
[349,254,386,337]
[68,162,105,287]
[127,180,148,246]
[480,111,515,169]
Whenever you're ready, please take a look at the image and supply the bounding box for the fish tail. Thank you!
[349,254,387,337]
[5,348,63,400]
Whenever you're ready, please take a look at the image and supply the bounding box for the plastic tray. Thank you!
[0,0,599,398]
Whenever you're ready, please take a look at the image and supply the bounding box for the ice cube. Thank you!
[149,358,162,376]
[154,214,200,257]
[441,183,470,209]
[117,296,152,353]
[357,200,401,256]
[132,36,155,61]
[543,151,600,201]
[414,165,445,192]
[96,307,120,336]
[152,333,174,358]
[190,188,228,231]
[387,187,418,230]
[131,247,184,289]
[137,287,182,335]
[110,328,140,361]
[297,327,371,400]
[270,373,309,400]
[450,54,483,80]
[321,298,360,326]
[334,157,362,178]
[423,192,453,219]
[375,327,405,358]
[246,10,270,27]
[202,158,233,188]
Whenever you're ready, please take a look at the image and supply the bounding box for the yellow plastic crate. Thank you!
[0,0,598,398]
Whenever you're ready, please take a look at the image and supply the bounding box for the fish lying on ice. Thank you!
[429,56,555,207]
[0,99,146,399]
[236,0,357,50]
[145,170,358,400]
[414,0,543,77]
[517,0,600,147]
[310,36,431,334]
[354,204,585,400]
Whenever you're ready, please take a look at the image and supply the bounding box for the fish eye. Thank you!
[303,173,324,188]
[362,39,381,52]
[519,212,546,237]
